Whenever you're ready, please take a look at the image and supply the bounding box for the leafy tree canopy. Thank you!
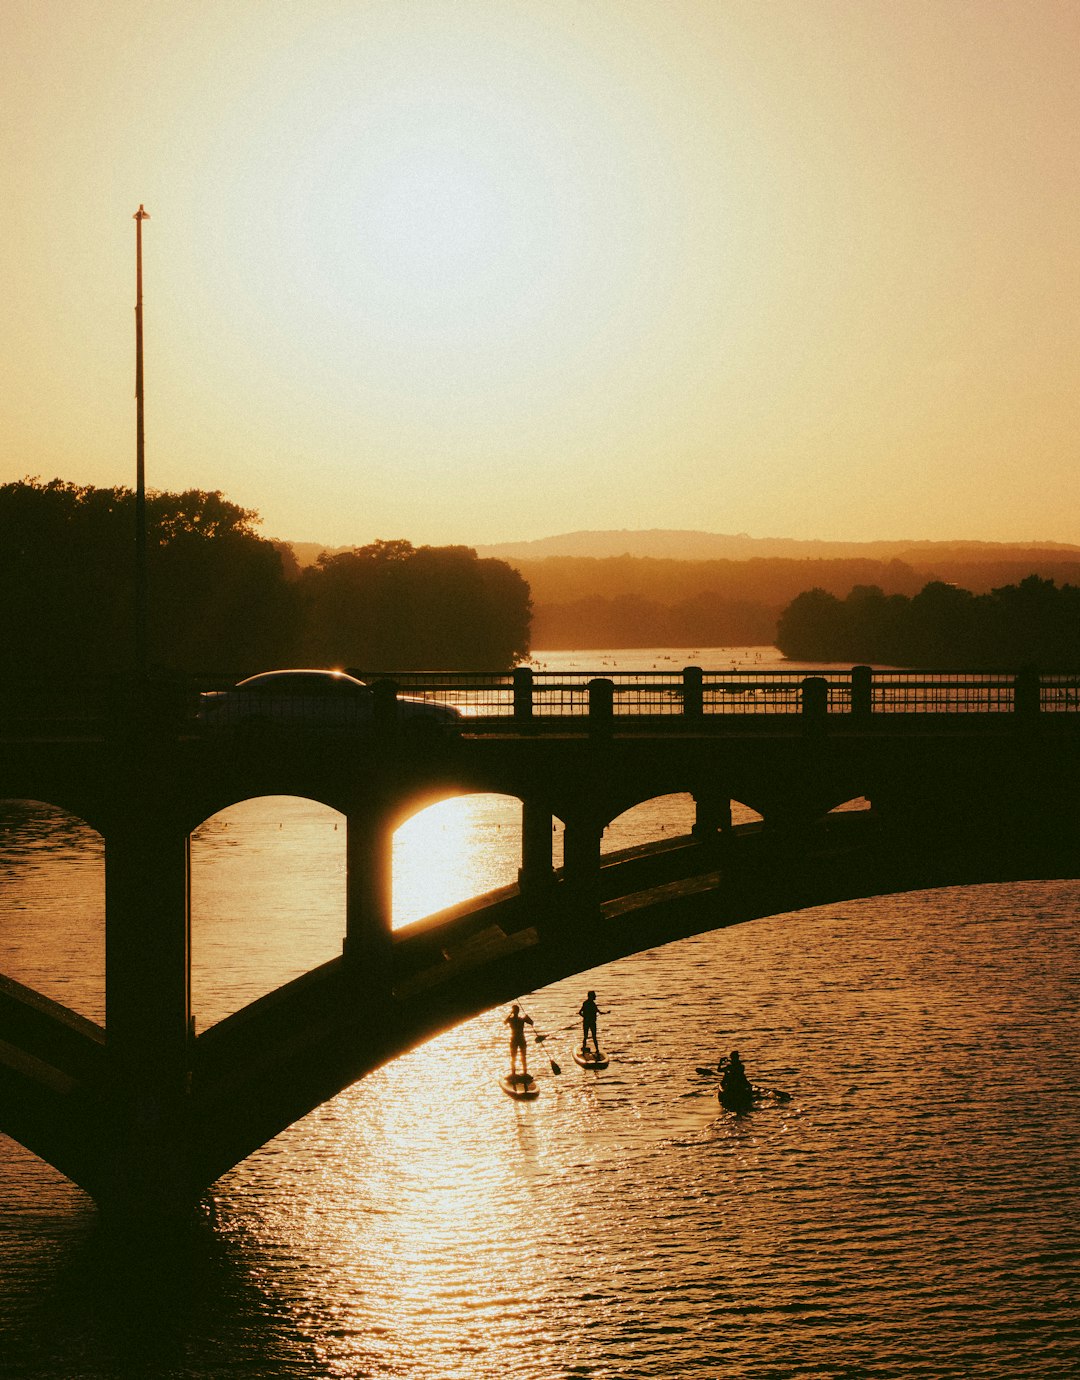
[300,540,531,670]
[0,477,297,675]
[1,480,531,677]
[776,575,1080,668]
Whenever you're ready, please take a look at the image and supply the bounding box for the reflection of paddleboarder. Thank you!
[504,1004,534,1078]
[578,990,604,1056]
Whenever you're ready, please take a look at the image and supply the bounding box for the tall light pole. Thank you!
[134,204,150,677]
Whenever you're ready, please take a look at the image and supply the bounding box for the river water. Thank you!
[1,649,1079,1379]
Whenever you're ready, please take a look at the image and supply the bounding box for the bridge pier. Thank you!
[518,799,555,897]
[343,805,394,1000]
[104,817,192,1092]
[692,794,732,843]
[560,813,604,932]
[102,805,194,1215]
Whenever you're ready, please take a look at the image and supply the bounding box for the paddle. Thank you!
[519,1005,561,1075]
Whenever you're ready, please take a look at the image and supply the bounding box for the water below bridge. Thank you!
[2,648,1079,1378]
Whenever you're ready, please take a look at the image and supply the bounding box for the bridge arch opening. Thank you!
[393,792,530,928]
[602,794,763,854]
[0,797,104,1023]
[190,794,345,1028]
[603,793,695,854]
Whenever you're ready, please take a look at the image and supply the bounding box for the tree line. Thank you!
[1,479,530,676]
[505,552,1080,652]
[776,577,1080,668]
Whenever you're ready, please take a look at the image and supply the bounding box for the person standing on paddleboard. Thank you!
[505,1004,534,1079]
[578,991,603,1057]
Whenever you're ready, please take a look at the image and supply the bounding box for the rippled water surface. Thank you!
[2,649,1079,1378]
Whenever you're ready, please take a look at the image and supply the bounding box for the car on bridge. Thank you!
[197,669,462,738]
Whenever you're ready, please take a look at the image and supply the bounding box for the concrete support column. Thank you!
[561,814,604,923]
[518,798,555,897]
[101,810,194,1217]
[105,819,192,1092]
[343,806,394,997]
[692,794,732,843]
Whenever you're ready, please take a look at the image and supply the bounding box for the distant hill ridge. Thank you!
[291,529,1080,567]
[473,529,1080,563]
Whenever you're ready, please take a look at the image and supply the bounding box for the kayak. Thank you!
[718,1082,755,1113]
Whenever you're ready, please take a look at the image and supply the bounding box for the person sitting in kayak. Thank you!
[720,1050,751,1099]
[504,1004,534,1079]
[578,990,603,1056]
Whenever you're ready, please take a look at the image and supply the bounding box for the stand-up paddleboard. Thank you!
[500,1072,540,1099]
[573,1048,609,1070]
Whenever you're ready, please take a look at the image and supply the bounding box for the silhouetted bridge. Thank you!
[2,664,1080,1217]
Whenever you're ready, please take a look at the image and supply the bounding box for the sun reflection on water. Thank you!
[392,794,523,929]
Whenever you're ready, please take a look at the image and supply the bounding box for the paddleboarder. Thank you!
[578,990,603,1057]
[504,1004,534,1080]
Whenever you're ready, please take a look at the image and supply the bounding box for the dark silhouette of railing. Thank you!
[3,665,1078,739]
[363,664,1072,722]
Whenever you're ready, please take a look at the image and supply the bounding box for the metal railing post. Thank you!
[801,676,828,731]
[513,666,534,726]
[850,665,872,720]
[1014,665,1040,719]
[588,677,614,735]
[683,665,703,721]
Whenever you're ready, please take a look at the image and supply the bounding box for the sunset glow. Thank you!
[5,2,1079,546]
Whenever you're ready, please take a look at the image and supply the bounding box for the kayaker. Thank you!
[720,1050,751,1099]
[504,1004,534,1079]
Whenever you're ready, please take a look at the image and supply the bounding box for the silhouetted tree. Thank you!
[776,574,1080,668]
[775,588,847,660]
[907,581,977,664]
[0,478,299,676]
[299,540,530,670]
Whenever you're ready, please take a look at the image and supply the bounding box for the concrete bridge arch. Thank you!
[4,701,1080,1215]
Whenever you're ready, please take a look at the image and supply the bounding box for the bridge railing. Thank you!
[349,666,1080,725]
[361,668,842,720]
[1038,673,1080,714]
[867,671,1017,714]
[5,667,1080,739]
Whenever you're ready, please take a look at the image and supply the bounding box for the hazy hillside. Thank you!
[288,531,1080,650]
[293,529,1080,570]
[473,529,1080,564]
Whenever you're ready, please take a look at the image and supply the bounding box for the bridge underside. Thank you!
[3,807,1079,1217]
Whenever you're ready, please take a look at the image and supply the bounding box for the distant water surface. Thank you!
[1,648,1078,1378]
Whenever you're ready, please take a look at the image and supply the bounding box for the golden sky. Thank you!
[4,1,1079,547]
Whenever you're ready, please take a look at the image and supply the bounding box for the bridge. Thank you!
[2,664,1080,1218]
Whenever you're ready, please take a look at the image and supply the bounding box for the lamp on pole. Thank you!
[133,204,150,677]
